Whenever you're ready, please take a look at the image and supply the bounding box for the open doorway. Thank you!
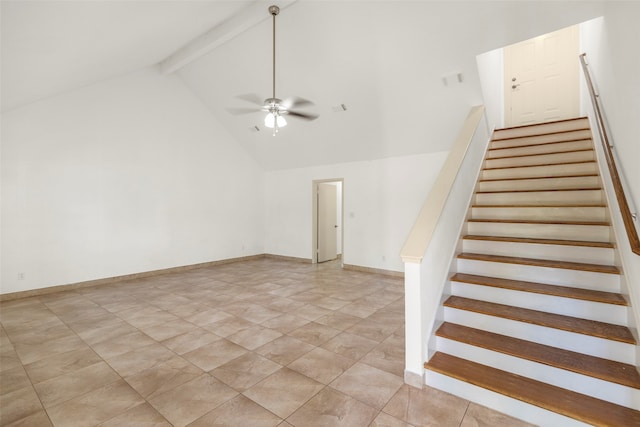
[311,179,343,264]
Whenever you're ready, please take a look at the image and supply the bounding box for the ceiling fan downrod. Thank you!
[268,5,282,136]
[269,5,279,102]
[227,4,319,134]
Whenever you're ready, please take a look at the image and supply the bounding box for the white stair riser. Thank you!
[471,206,607,222]
[450,282,627,325]
[424,370,591,427]
[482,162,598,180]
[435,338,640,410]
[485,150,594,169]
[477,176,601,192]
[456,258,620,291]
[443,307,635,364]
[467,222,611,243]
[491,129,592,150]
[487,140,593,159]
[493,119,590,140]
[462,239,614,265]
[475,190,603,206]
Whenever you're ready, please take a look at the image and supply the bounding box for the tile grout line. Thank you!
[2,258,520,426]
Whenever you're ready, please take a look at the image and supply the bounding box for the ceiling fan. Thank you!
[228,5,318,135]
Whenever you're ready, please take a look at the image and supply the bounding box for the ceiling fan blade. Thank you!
[226,107,261,115]
[236,93,265,106]
[282,96,314,109]
[286,110,319,121]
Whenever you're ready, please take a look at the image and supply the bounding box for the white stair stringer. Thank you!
[424,370,590,427]
[482,162,598,180]
[487,139,593,158]
[492,118,590,140]
[490,129,591,150]
[471,205,607,222]
[477,175,600,192]
[442,307,635,364]
[450,282,627,325]
[435,336,640,410]
[462,237,614,264]
[475,189,603,206]
[484,150,595,169]
[467,220,611,242]
[455,257,620,291]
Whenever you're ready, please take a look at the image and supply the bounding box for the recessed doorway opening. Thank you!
[311,179,344,265]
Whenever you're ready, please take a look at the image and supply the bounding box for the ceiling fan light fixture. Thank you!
[264,112,274,128]
[229,5,318,133]
[264,112,287,129]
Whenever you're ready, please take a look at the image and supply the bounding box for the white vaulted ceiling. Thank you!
[1,1,605,170]
[0,1,251,111]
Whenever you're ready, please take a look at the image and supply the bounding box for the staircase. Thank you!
[423,117,640,426]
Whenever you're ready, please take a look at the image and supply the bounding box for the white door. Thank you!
[317,183,337,263]
[505,25,579,127]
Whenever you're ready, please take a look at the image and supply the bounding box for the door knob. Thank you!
[512,84,520,89]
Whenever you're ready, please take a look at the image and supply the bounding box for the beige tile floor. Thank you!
[0,258,535,427]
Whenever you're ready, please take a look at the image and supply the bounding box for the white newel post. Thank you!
[404,260,424,388]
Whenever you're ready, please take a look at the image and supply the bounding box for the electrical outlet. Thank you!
[17,273,25,280]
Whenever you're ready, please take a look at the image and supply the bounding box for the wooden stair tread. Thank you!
[483,160,596,171]
[458,252,620,275]
[494,117,588,130]
[472,204,606,208]
[493,118,589,135]
[425,352,640,426]
[475,188,601,194]
[463,235,613,249]
[492,134,592,143]
[480,173,599,182]
[444,296,635,344]
[485,148,594,160]
[436,323,640,389]
[488,138,592,153]
[467,218,610,226]
[450,273,626,305]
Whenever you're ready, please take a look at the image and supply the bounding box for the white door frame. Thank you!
[311,178,344,265]
[504,25,580,126]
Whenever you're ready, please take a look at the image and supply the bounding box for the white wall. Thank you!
[579,4,640,360]
[264,152,449,272]
[1,67,265,294]
[579,17,605,117]
[476,47,504,131]
[579,5,640,212]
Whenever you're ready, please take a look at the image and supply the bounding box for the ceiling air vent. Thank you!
[441,72,463,87]
[331,104,348,113]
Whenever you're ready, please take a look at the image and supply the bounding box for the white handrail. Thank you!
[401,104,488,385]
[400,105,485,263]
